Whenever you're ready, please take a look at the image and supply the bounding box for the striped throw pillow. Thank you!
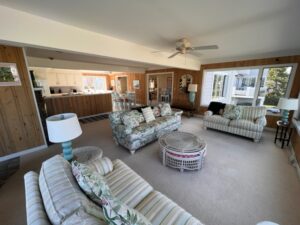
[87,157,114,175]
[142,107,155,123]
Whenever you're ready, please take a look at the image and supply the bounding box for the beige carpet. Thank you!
[1,117,300,225]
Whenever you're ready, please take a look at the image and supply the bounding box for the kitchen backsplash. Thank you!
[49,86,83,94]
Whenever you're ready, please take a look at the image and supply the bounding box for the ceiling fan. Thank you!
[167,38,219,58]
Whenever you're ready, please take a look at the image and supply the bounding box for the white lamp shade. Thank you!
[46,113,82,143]
[188,84,198,92]
[277,98,298,110]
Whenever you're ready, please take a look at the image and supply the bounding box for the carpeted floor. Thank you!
[1,117,300,225]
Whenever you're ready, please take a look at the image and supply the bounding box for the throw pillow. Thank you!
[71,161,104,206]
[152,106,161,117]
[72,161,151,225]
[223,105,241,120]
[121,110,141,128]
[142,107,156,123]
[87,157,114,176]
[159,103,172,116]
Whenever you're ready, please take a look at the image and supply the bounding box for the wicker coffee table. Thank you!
[159,131,207,172]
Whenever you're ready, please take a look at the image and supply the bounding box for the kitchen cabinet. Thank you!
[46,73,82,87]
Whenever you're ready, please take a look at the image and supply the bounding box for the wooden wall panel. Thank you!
[0,45,44,157]
[45,93,112,117]
[110,72,147,105]
[146,68,200,108]
[291,131,300,164]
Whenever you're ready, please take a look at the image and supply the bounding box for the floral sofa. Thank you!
[203,103,267,142]
[109,108,182,154]
[24,154,203,225]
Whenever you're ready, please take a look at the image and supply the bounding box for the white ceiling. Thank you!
[1,0,300,64]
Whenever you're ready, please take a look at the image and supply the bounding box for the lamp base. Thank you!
[61,141,73,161]
[189,92,196,103]
[281,110,289,124]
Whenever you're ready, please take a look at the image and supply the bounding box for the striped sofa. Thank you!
[24,155,203,225]
[203,105,267,142]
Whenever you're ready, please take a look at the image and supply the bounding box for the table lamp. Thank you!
[277,98,298,123]
[188,84,198,104]
[46,113,82,161]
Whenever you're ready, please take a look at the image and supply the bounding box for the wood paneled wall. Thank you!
[110,72,147,104]
[291,131,300,165]
[146,68,200,108]
[0,45,45,157]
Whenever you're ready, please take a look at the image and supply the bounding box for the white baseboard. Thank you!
[289,145,300,180]
[0,144,48,162]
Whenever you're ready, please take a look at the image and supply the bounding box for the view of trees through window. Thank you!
[261,67,291,107]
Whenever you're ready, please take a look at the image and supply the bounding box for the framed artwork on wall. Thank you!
[179,74,192,93]
[0,63,21,86]
[133,80,140,89]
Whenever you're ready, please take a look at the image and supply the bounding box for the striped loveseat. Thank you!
[24,155,203,225]
[203,104,267,142]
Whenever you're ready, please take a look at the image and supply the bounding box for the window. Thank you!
[201,65,295,114]
[83,75,107,93]
[257,67,293,113]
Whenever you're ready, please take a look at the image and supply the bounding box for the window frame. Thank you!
[201,63,298,115]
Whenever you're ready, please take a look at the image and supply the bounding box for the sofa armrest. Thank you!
[255,116,267,127]
[24,171,51,225]
[172,110,183,116]
[204,110,213,117]
[112,124,133,137]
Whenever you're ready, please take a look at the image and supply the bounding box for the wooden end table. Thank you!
[274,120,293,148]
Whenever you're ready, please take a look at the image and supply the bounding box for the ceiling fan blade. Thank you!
[191,45,219,51]
[151,50,162,53]
[168,51,181,58]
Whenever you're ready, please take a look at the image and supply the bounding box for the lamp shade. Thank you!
[277,98,298,110]
[188,84,198,92]
[46,113,82,143]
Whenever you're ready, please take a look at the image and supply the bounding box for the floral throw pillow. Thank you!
[159,103,172,116]
[121,110,141,128]
[152,106,161,117]
[72,161,151,225]
[223,105,241,120]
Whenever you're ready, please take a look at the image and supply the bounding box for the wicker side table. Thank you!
[72,146,103,163]
[159,132,207,172]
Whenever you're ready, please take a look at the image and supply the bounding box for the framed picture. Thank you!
[0,63,21,86]
[133,80,140,89]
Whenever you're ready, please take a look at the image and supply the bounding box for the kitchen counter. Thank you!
[45,92,112,117]
[45,91,112,98]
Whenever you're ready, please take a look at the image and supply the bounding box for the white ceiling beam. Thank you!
[0,5,201,70]
[27,57,145,73]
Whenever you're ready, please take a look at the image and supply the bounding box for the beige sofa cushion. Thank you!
[240,106,266,121]
[229,119,263,132]
[204,115,230,126]
[105,159,153,208]
[135,191,203,225]
[39,155,104,225]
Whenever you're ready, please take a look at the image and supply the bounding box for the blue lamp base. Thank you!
[61,141,73,161]
[281,109,289,124]
[189,92,196,103]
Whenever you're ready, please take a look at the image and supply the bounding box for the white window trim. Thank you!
[201,63,298,116]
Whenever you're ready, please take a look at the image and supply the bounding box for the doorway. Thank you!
[146,72,174,106]
[116,76,128,93]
